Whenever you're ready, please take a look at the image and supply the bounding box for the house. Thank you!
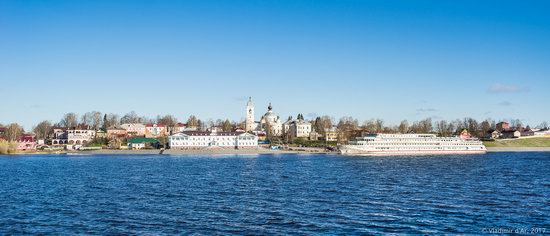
[167,123,187,135]
[50,128,68,145]
[168,130,258,149]
[459,129,472,139]
[120,123,146,136]
[107,127,128,139]
[520,128,535,137]
[309,130,322,141]
[67,126,96,146]
[128,137,159,150]
[17,134,36,151]
[95,130,107,138]
[501,130,520,139]
[282,115,313,140]
[534,129,550,136]
[145,124,166,138]
[496,121,510,131]
[291,119,312,139]
[324,127,339,142]
[484,129,501,140]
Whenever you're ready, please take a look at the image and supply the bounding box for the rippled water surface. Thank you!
[0,153,549,234]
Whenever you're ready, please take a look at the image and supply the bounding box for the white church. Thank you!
[245,97,283,137]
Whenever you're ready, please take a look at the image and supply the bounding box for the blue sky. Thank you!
[1,0,549,129]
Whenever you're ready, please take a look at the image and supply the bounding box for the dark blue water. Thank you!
[0,153,548,234]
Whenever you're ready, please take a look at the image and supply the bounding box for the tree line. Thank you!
[0,111,245,141]
[1,112,549,143]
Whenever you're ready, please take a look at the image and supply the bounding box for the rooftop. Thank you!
[128,137,159,144]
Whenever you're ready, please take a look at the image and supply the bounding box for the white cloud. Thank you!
[416,108,437,112]
[497,101,512,106]
[487,83,529,94]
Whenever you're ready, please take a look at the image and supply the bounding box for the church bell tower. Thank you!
[245,97,255,132]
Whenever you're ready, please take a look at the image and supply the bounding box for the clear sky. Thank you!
[1,0,549,129]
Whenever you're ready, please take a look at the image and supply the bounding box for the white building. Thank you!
[292,119,312,138]
[245,97,282,137]
[324,127,339,142]
[67,127,96,146]
[260,103,283,137]
[282,115,312,139]
[50,128,68,145]
[245,97,258,132]
[120,123,146,136]
[168,130,258,149]
[145,124,167,138]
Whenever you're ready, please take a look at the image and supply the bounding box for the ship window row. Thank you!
[171,142,256,146]
[357,143,477,146]
[374,147,477,150]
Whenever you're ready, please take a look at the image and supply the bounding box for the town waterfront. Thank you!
[0,153,548,234]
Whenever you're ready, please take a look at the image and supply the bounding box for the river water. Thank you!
[0,153,548,234]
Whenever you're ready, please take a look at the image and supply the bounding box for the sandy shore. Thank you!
[486,147,550,152]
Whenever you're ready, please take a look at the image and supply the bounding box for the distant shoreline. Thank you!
[5,147,550,156]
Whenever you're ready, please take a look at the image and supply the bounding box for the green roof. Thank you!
[128,138,159,144]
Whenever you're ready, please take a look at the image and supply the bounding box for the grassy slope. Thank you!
[483,137,550,147]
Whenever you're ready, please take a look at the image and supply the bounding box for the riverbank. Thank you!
[77,147,333,155]
[483,137,550,148]
[5,147,550,155]
[486,147,550,152]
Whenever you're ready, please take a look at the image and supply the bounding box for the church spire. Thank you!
[268,102,272,111]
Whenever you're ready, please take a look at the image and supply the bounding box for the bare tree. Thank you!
[33,120,53,140]
[464,118,480,137]
[186,115,199,128]
[91,111,103,130]
[398,120,409,133]
[510,119,522,130]
[102,113,120,130]
[337,116,358,142]
[5,123,24,141]
[157,115,178,134]
[60,113,79,128]
[81,112,93,127]
[121,111,142,124]
[222,119,233,132]
[412,118,433,134]
[480,119,493,137]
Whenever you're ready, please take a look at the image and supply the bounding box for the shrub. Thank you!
[0,140,18,154]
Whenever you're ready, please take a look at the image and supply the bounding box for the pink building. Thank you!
[17,134,36,151]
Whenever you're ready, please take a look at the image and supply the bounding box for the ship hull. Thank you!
[339,146,487,156]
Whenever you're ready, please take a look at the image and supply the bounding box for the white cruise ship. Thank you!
[339,133,487,156]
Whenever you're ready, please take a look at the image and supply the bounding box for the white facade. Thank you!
[145,124,166,138]
[129,143,146,150]
[324,127,338,142]
[67,128,96,145]
[260,103,283,136]
[283,118,313,139]
[245,98,282,137]
[169,131,258,149]
[245,97,258,132]
[292,119,312,138]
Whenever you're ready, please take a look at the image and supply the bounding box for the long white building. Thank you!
[168,130,258,149]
